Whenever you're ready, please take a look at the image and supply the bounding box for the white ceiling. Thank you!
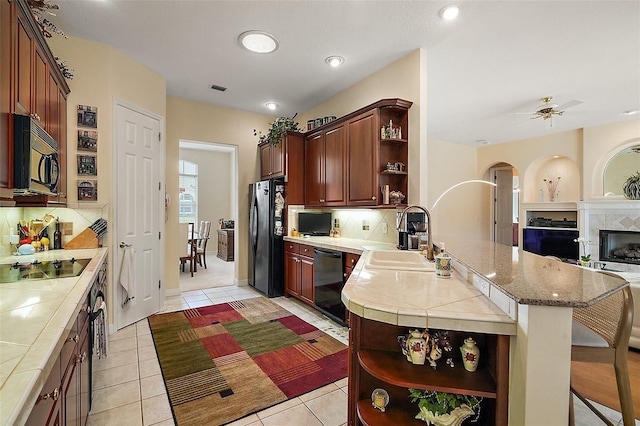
[48,0,640,146]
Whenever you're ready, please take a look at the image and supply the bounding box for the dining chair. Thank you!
[179,222,196,277]
[196,220,212,269]
[569,278,635,426]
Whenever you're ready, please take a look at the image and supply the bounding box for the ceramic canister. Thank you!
[460,337,480,372]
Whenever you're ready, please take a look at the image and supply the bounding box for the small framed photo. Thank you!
[77,130,98,152]
[77,180,98,201]
[77,105,97,128]
[77,154,97,175]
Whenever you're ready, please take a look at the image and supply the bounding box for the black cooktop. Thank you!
[0,258,91,283]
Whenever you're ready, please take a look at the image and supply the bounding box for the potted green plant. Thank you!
[254,115,301,147]
[622,171,640,200]
[409,388,482,426]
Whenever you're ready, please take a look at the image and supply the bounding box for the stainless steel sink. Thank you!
[365,250,435,272]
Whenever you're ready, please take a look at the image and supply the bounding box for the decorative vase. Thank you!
[415,405,475,426]
[578,260,591,268]
[407,329,427,365]
[460,338,480,372]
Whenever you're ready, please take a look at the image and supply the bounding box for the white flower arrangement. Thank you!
[573,237,591,262]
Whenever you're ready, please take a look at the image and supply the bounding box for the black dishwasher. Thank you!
[313,248,346,326]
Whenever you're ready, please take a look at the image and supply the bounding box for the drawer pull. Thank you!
[40,387,60,402]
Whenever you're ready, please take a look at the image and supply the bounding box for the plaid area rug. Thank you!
[148,297,348,425]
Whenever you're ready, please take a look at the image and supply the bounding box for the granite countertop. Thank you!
[0,248,108,426]
[440,239,629,307]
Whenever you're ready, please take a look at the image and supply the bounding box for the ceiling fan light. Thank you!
[439,5,460,20]
[239,30,279,54]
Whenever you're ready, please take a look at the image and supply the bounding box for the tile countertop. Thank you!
[285,236,628,332]
[285,236,516,335]
[283,235,396,255]
[0,247,108,426]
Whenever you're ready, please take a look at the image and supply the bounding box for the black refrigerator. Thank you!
[248,177,285,297]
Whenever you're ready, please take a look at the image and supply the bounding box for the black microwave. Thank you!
[13,114,59,195]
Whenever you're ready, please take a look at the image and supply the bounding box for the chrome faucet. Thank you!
[397,205,434,260]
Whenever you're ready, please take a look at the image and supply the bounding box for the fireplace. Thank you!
[599,230,640,265]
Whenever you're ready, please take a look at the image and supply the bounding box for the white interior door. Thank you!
[115,102,163,329]
[494,169,514,246]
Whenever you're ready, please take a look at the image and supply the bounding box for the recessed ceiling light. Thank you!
[325,56,345,67]
[265,102,279,110]
[238,30,279,54]
[439,5,460,20]
[622,109,640,115]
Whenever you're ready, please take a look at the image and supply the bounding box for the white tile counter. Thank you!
[341,249,517,335]
[0,248,108,426]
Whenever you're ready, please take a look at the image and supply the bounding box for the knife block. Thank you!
[64,228,99,249]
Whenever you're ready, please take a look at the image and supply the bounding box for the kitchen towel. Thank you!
[93,295,108,359]
[119,246,135,307]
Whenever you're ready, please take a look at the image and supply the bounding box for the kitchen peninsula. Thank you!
[284,235,628,425]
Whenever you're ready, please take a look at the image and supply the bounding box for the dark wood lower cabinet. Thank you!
[25,305,90,426]
[347,314,510,425]
[284,242,314,306]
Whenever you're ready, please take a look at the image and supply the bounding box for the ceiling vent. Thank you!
[210,84,227,92]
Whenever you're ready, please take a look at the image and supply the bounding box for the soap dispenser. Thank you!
[435,242,451,278]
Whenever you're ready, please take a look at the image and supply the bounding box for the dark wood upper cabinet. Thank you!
[303,98,412,208]
[304,123,347,207]
[346,110,378,206]
[259,131,305,205]
[2,0,71,204]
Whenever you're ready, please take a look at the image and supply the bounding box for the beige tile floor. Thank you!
[87,254,635,426]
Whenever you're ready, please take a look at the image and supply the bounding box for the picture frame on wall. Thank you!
[77,130,98,152]
[77,180,98,201]
[77,105,98,128]
[77,154,97,175]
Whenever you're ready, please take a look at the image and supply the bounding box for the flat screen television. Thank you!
[522,228,579,261]
[298,212,332,236]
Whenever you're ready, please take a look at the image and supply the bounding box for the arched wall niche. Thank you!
[592,137,640,197]
[523,156,580,203]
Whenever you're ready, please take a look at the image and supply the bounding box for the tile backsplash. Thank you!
[0,206,108,257]
[288,206,399,244]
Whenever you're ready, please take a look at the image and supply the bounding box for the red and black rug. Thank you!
[148,297,348,425]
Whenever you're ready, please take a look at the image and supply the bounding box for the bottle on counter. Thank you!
[435,242,451,279]
[53,219,62,250]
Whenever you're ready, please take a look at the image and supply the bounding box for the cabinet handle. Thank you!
[40,387,60,402]
[372,196,376,200]
[320,199,325,203]
[343,273,347,277]
[67,334,79,343]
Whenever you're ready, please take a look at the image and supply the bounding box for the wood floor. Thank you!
[571,348,640,419]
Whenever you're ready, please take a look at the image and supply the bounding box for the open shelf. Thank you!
[359,350,497,398]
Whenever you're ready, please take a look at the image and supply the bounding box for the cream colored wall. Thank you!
[47,36,166,303]
[167,97,274,286]
[298,50,427,206]
[428,139,487,240]
[583,118,640,198]
[178,148,232,228]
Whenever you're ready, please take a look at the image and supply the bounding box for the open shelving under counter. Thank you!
[348,315,510,426]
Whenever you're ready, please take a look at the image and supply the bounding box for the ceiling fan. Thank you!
[530,96,584,121]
